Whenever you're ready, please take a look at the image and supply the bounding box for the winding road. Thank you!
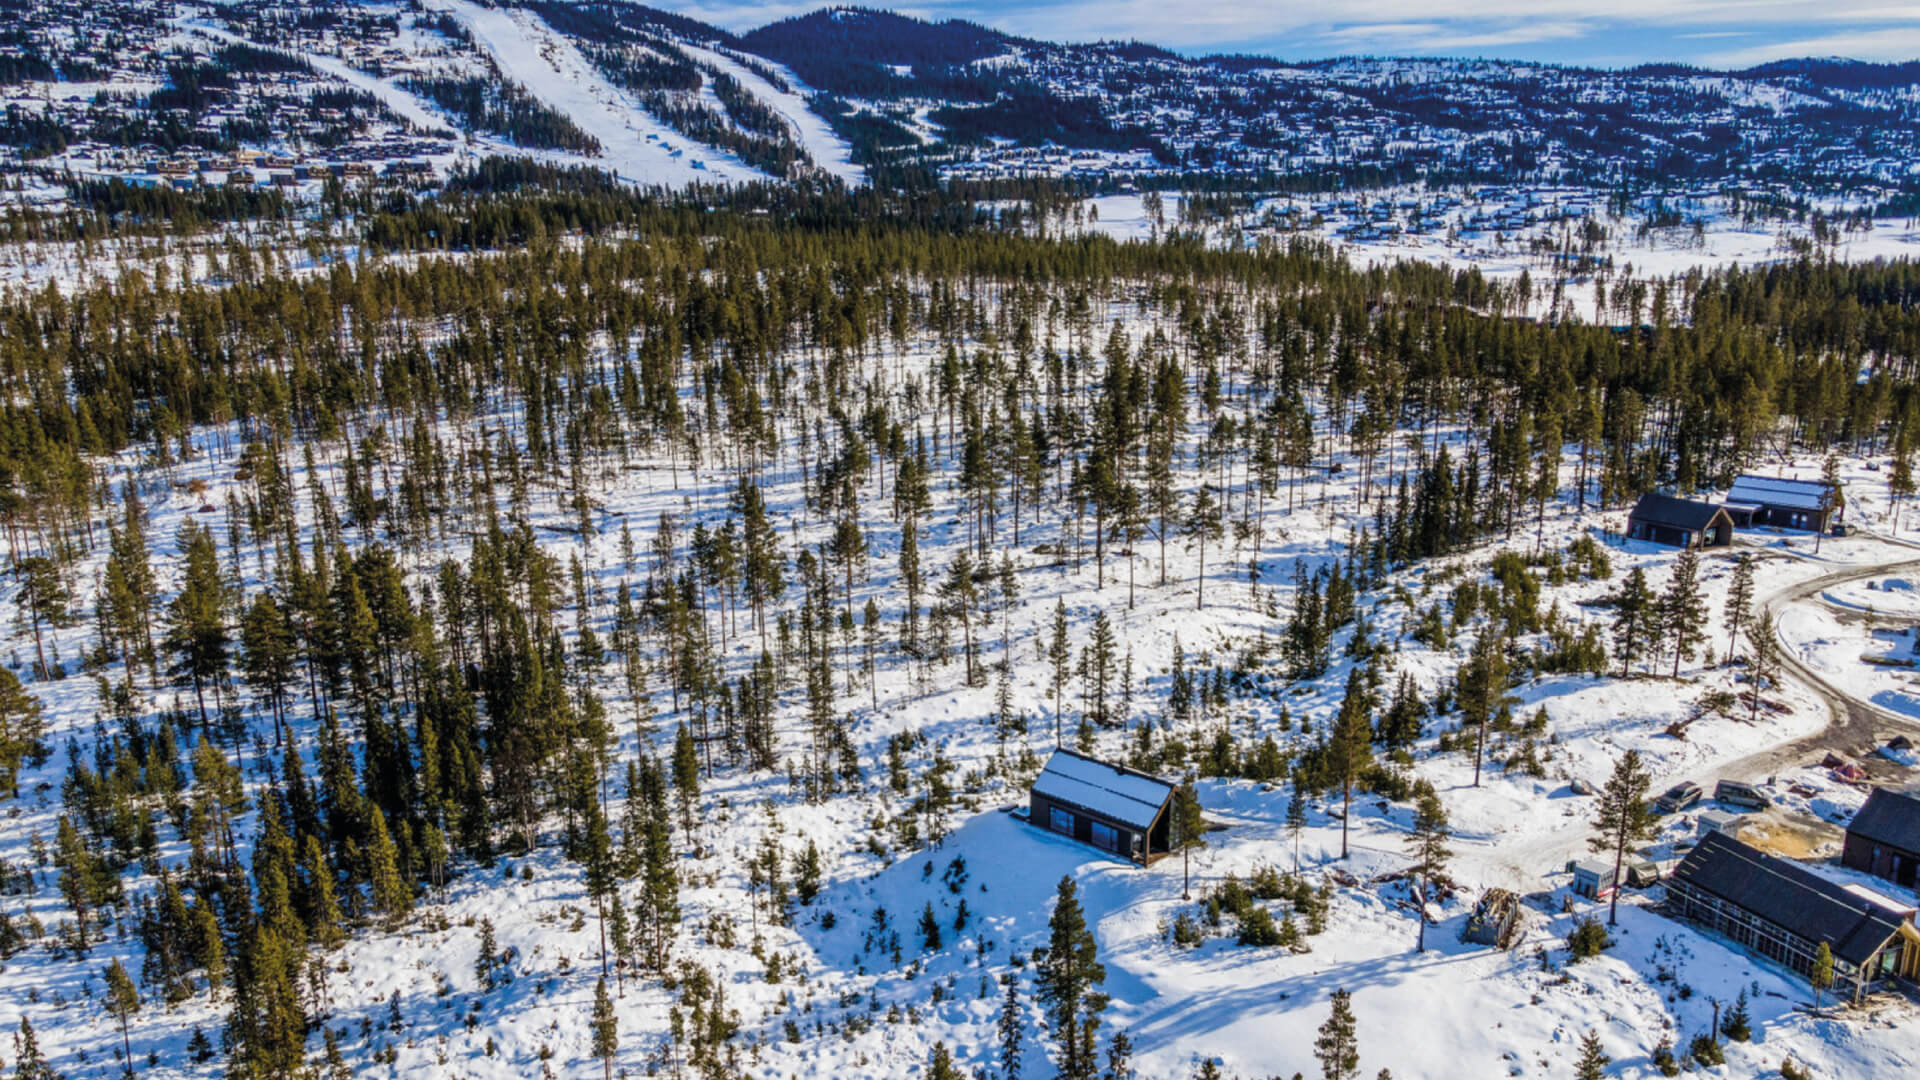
[1709,534,1920,788]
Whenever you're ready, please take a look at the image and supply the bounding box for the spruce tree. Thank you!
[1048,600,1072,743]
[1036,876,1107,1080]
[1574,1029,1608,1080]
[1314,988,1360,1080]
[591,976,617,1080]
[1660,549,1707,676]
[997,978,1024,1080]
[365,807,411,928]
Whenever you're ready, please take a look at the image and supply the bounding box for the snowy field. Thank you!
[0,237,1916,1079]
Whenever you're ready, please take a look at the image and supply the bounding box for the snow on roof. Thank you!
[1727,474,1834,512]
[1843,883,1916,915]
[1033,749,1174,831]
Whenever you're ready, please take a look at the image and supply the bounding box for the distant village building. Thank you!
[1843,787,1920,890]
[1667,832,1920,1003]
[1724,475,1840,533]
[1625,493,1734,549]
[1028,748,1176,862]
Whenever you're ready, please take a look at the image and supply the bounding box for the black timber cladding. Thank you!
[1029,748,1176,859]
[1843,787,1920,887]
[1670,831,1907,968]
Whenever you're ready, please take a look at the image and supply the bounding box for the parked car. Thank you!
[1657,781,1704,814]
[1714,779,1768,810]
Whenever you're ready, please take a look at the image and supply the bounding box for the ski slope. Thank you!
[677,42,865,185]
[427,0,764,186]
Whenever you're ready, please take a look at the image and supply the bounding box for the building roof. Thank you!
[1627,493,1729,533]
[1671,832,1910,966]
[1032,748,1175,832]
[1727,475,1835,513]
[1847,787,1920,853]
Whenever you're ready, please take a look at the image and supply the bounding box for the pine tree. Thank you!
[1314,988,1360,1080]
[926,1042,962,1080]
[1588,750,1655,926]
[1048,600,1072,744]
[1036,876,1108,1080]
[591,976,617,1080]
[920,900,943,951]
[1328,668,1374,858]
[14,556,70,681]
[1405,790,1451,953]
[12,1017,55,1080]
[998,979,1025,1080]
[1811,941,1834,1009]
[1747,609,1779,725]
[104,956,141,1076]
[1574,1029,1609,1080]
[1081,611,1118,727]
[1172,776,1205,898]
[476,916,499,991]
[1456,630,1513,787]
[1721,988,1751,1041]
[1287,779,1308,871]
[1660,549,1707,676]
[672,722,700,834]
[365,806,411,928]
[1185,485,1224,610]
[1103,1030,1135,1080]
[1723,553,1756,659]
[165,521,230,726]
[0,667,45,799]
[1611,567,1658,677]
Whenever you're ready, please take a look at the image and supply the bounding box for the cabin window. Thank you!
[1049,807,1074,835]
[1090,822,1119,852]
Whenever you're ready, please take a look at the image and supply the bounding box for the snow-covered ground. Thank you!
[1,274,1918,1079]
[427,0,764,186]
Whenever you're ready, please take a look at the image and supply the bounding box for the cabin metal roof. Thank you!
[1847,787,1920,854]
[1032,748,1175,832]
[1627,493,1728,533]
[1727,475,1835,512]
[1671,832,1910,966]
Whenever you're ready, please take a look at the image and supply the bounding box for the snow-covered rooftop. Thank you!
[1728,474,1835,512]
[1032,748,1174,831]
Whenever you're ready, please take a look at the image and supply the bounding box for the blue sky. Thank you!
[680,1,1920,68]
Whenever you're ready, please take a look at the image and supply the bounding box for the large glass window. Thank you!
[1049,807,1074,835]
[1090,822,1119,852]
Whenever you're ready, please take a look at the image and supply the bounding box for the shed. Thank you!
[1667,831,1920,1002]
[1843,787,1920,889]
[1571,858,1617,899]
[1625,493,1734,549]
[1029,748,1176,862]
[1697,809,1743,841]
[1726,475,1840,533]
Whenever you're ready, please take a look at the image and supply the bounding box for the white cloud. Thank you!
[664,0,1920,64]
[1703,25,1920,65]
[1318,20,1593,51]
